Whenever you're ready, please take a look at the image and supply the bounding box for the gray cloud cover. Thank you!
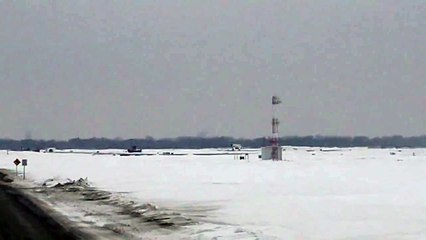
[0,1,425,139]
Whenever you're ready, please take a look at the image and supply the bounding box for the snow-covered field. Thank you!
[1,147,426,239]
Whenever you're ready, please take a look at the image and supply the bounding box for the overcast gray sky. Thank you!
[1,1,425,140]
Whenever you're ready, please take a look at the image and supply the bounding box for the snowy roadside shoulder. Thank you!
[23,175,202,239]
[9,173,270,239]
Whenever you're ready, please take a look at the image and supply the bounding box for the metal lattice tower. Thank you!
[271,96,282,160]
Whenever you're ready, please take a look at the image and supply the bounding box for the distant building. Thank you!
[261,146,283,160]
[231,144,242,151]
[45,148,56,153]
[127,146,142,153]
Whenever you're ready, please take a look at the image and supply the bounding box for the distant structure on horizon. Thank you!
[261,96,283,160]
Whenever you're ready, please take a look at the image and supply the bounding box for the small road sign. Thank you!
[14,159,21,166]
[22,159,28,180]
[14,159,20,176]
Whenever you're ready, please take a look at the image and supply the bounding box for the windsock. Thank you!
[272,96,282,105]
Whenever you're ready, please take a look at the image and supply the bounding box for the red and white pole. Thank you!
[271,96,282,161]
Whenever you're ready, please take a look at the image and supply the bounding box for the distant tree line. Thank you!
[1,135,426,150]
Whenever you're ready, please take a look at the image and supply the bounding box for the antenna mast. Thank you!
[271,96,282,161]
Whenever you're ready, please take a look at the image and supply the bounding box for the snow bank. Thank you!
[1,148,426,239]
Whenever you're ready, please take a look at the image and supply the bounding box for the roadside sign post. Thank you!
[13,159,21,176]
[22,159,28,180]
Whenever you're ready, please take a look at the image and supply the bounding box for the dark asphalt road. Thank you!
[0,170,90,240]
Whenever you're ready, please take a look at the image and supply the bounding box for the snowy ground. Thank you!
[1,147,426,239]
